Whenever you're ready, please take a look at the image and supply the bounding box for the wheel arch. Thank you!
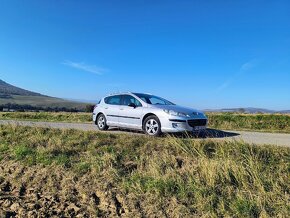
[95,112,106,125]
[142,113,159,130]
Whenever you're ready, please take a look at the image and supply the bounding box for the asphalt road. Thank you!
[0,120,289,147]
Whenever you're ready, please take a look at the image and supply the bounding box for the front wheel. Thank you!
[143,116,162,137]
[96,114,109,130]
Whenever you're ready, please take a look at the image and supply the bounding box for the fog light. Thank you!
[172,123,178,128]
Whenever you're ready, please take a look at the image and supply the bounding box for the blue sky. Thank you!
[0,0,290,110]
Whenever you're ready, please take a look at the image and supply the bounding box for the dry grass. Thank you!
[0,125,289,217]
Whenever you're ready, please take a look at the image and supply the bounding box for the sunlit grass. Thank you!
[0,124,289,217]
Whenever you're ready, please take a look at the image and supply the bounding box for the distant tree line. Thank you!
[0,103,95,112]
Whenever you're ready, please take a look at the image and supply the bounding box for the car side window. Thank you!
[104,95,121,105]
[150,97,166,105]
[139,97,150,104]
[122,95,142,107]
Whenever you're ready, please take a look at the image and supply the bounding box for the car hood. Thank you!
[150,104,206,116]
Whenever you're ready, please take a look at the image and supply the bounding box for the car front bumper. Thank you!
[160,116,207,133]
[92,113,97,122]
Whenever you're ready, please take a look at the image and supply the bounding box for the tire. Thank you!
[96,114,109,131]
[143,115,162,137]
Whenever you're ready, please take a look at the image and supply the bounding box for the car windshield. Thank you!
[133,93,175,105]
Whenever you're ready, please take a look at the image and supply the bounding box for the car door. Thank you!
[104,95,121,126]
[119,95,143,129]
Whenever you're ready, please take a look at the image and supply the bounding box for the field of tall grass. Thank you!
[206,113,290,133]
[1,111,290,133]
[0,124,289,217]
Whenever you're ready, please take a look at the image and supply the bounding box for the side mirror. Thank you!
[128,103,136,108]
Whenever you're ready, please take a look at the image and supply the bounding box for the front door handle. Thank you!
[120,108,124,110]
[104,107,108,109]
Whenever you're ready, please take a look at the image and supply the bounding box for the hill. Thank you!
[0,79,88,111]
[0,79,44,96]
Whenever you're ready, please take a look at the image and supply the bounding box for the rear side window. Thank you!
[121,95,142,107]
[104,95,121,105]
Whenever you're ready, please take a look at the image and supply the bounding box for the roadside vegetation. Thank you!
[0,125,289,217]
[0,112,92,123]
[206,113,290,133]
[1,112,290,133]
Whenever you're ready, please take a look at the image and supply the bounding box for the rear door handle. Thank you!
[120,108,124,110]
[104,107,108,109]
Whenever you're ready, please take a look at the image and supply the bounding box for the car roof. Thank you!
[106,92,133,97]
[106,92,152,96]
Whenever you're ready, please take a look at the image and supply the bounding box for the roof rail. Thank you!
[108,91,132,96]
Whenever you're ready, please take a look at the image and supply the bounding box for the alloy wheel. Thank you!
[98,116,105,129]
[145,119,159,135]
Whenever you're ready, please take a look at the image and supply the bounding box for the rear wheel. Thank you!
[143,115,161,137]
[96,114,109,130]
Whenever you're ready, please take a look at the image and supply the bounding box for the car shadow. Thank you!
[166,128,240,139]
[107,127,240,139]
[108,127,144,135]
[205,128,240,138]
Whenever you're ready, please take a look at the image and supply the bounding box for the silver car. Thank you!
[93,92,207,136]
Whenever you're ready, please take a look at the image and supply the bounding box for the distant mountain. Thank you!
[204,107,289,114]
[0,79,88,111]
[0,79,43,96]
[279,110,290,113]
[64,98,98,104]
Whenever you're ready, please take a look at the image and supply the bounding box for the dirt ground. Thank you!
[0,161,142,217]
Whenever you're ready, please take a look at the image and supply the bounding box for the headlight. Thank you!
[163,109,190,117]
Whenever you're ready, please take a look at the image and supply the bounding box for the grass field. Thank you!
[0,112,92,123]
[0,125,289,217]
[1,112,290,133]
[206,113,290,133]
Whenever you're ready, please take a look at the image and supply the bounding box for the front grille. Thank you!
[188,119,207,127]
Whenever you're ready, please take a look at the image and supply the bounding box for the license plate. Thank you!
[193,126,206,131]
